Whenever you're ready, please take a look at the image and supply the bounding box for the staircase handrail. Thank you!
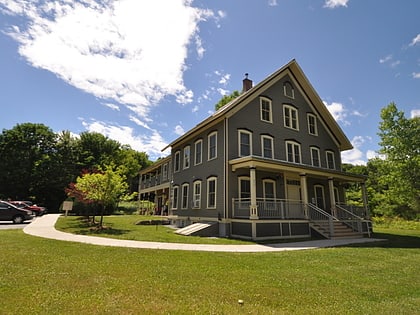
[335,204,364,220]
[307,203,337,221]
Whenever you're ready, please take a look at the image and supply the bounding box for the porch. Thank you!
[232,198,371,240]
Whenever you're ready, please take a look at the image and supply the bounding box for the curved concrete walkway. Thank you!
[23,214,384,252]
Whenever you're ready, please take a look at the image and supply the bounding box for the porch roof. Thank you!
[229,156,366,183]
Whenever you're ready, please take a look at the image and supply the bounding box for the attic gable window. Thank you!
[283,105,299,130]
[307,113,318,136]
[260,97,272,123]
[283,81,295,99]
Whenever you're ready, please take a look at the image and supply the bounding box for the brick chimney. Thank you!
[242,73,253,92]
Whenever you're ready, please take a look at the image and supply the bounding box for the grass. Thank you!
[55,215,254,244]
[0,218,419,314]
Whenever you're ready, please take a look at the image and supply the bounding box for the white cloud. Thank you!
[217,87,229,96]
[81,119,168,159]
[192,105,199,113]
[174,124,185,136]
[1,0,214,121]
[323,101,349,125]
[379,55,392,64]
[268,0,278,6]
[409,34,420,47]
[324,0,349,9]
[341,136,367,165]
[411,109,420,118]
[103,102,120,111]
[412,72,420,79]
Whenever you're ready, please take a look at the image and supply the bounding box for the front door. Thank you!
[286,179,301,218]
[314,185,326,211]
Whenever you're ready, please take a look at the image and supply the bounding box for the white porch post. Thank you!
[328,177,336,217]
[249,166,258,220]
[300,173,309,218]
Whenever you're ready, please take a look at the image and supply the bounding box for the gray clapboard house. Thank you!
[139,59,371,241]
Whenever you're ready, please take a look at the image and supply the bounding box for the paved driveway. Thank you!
[0,221,33,230]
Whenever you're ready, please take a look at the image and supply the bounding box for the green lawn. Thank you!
[55,215,255,244]
[0,219,419,314]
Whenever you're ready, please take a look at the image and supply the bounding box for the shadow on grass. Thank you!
[348,232,420,249]
[69,217,131,236]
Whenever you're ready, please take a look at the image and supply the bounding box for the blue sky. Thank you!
[0,0,419,164]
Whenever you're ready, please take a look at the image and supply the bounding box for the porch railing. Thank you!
[336,203,369,219]
[232,198,306,219]
[335,204,371,236]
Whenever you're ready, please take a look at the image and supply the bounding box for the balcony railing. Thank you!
[232,198,306,219]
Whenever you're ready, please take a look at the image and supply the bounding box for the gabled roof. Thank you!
[163,59,353,152]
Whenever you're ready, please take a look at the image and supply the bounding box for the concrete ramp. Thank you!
[175,222,218,236]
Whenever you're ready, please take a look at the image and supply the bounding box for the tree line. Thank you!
[0,123,151,211]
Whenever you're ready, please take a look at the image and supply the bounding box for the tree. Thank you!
[70,165,133,228]
[0,123,57,206]
[214,90,240,111]
[77,132,121,171]
[377,102,420,219]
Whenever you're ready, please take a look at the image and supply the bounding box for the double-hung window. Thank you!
[181,183,189,209]
[208,132,217,160]
[326,151,336,169]
[193,181,201,208]
[171,186,179,210]
[261,135,274,159]
[283,105,299,130]
[238,130,252,157]
[239,177,251,200]
[260,97,272,123]
[183,146,190,169]
[207,177,217,208]
[310,147,321,167]
[162,163,168,180]
[286,141,301,163]
[174,151,180,172]
[307,113,318,136]
[194,140,202,165]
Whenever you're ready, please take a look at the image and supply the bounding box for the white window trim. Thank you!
[326,150,336,170]
[193,180,201,208]
[283,105,299,131]
[174,151,181,173]
[207,177,217,209]
[283,82,295,99]
[208,132,217,161]
[261,135,274,159]
[162,163,168,180]
[260,97,273,123]
[194,139,203,166]
[263,179,276,200]
[285,140,301,164]
[171,186,179,210]
[238,176,251,200]
[310,146,321,167]
[181,183,189,209]
[238,129,252,157]
[307,113,318,136]
[183,145,190,169]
